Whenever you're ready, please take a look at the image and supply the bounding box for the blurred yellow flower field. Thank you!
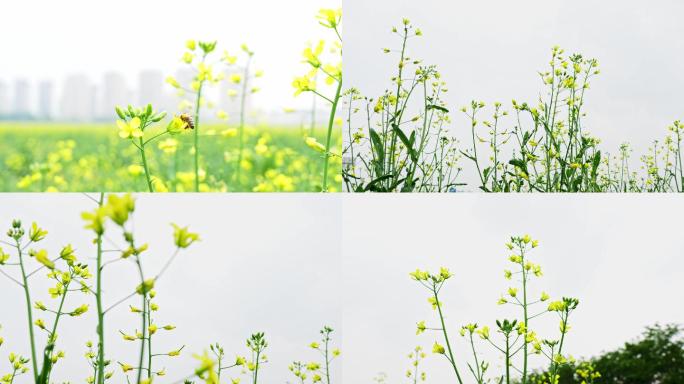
[0,123,342,192]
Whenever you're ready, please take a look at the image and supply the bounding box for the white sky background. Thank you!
[0,194,342,383]
[342,195,684,383]
[0,0,341,113]
[345,0,684,186]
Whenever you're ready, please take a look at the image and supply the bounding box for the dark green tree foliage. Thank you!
[526,324,684,384]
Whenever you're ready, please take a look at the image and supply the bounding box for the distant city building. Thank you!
[0,81,9,116]
[138,70,164,110]
[13,79,31,118]
[2,69,292,124]
[60,74,95,121]
[37,80,54,119]
[101,71,129,119]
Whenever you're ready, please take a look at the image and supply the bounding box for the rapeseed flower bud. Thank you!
[29,222,48,242]
[0,248,9,265]
[35,319,46,329]
[81,206,107,235]
[106,194,135,226]
[305,137,327,153]
[172,224,199,248]
[70,304,89,317]
[166,76,181,89]
[432,342,445,354]
[136,279,155,295]
[317,8,342,29]
[33,249,54,269]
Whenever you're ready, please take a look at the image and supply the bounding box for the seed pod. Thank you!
[151,111,167,123]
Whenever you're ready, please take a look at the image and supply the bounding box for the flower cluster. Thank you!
[410,235,585,384]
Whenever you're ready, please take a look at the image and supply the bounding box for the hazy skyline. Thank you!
[0,0,341,115]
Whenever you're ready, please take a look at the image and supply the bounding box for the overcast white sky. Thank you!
[0,0,340,111]
[345,0,684,185]
[0,194,342,383]
[342,195,684,383]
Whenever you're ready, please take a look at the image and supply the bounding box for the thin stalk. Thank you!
[147,298,152,379]
[310,77,318,136]
[40,276,71,384]
[138,138,154,192]
[521,249,529,384]
[17,240,39,382]
[324,334,331,384]
[550,313,569,379]
[432,285,464,384]
[193,55,207,192]
[469,334,482,383]
[252,350,260,384]
[505,335,510,384]
[95,193,106,384]
[135,257,147,384]
[322,76,343,192]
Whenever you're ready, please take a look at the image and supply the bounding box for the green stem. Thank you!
[10,367,18,384]
[138,139,154,192]
[193,76,205,193]
[17,240,39,383]
[432,286,464,384]
[505,335,510,384]
[550,313,569,379]
[41,276,71,384]
[252,350,260,384]
[322,76,343,192]
[135,257,147,384]
[521,250,529,384]
[95,193,106,384]
[147,297,152,379]
[324,334,331,384]
[469,334,482,383]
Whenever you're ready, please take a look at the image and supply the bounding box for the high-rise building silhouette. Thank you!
[60,74,95,121]
[0,81,8,117]
[38,80,54,119]
[138,70,164,109]
[101,71,129,119]
[13,79,31,117]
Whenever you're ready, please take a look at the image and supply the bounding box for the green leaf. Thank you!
[427,104,449,113]
[392,124,418,163]
[369,129,385,164]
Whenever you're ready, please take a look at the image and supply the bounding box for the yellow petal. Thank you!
[129,117,141,130]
